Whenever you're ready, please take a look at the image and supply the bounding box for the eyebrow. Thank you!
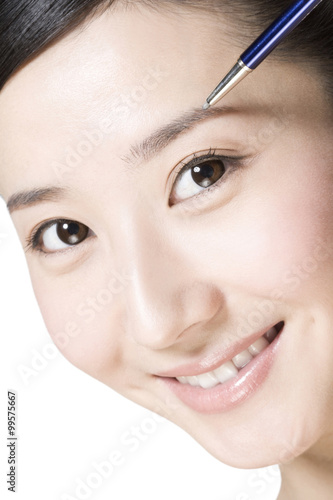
[7,104,238,214]
[122,104,237,165]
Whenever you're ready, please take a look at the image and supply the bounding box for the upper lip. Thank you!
[155,321,283,378]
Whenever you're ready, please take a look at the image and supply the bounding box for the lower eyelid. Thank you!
[36,233,96,258]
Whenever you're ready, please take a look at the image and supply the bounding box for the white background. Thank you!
[0,196,281,500]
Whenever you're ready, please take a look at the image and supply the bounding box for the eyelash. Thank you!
[171,147,247,200]
[24,149,247,257]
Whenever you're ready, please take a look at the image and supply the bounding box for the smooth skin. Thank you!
[1,3,333,499]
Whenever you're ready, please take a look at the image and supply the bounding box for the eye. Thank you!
[25,218,93,256]
[169,149,245,205]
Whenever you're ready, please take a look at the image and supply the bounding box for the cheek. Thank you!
[227,153,333,296]
[194,151,333,300]
[29,265,129,386]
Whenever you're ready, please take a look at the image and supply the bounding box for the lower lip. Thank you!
[159,325,284,414]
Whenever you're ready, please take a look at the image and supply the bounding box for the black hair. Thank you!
[0,0,332,94]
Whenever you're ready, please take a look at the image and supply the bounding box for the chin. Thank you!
[175,403,326,470]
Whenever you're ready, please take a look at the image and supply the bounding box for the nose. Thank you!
[117,209,223,350]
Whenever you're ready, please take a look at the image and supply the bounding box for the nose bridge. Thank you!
[126,210,183,341]
[115,205,219,349]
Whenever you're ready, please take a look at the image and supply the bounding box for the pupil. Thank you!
[198,163,214,178]
[67,222,79,235]
[192,160,225,188]
[57,221,88,245]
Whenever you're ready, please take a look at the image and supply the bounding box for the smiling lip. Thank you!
[159,323,284,414]
[155,321,283,378]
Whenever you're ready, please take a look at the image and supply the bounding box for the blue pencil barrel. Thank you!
[241,0,323,70]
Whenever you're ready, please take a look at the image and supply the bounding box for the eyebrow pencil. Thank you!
[202,0,323,110]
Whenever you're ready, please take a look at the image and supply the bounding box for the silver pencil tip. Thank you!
[202,101,210,110]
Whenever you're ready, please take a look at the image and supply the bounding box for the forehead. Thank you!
[0,6,233,124]
[0,4,326,201]
[0,6,230,193]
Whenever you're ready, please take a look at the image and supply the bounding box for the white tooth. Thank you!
[175,330,276,388]
[264,326,278,343]
[187,375,200,386]
[248,336,269,356]
[177,376,188,384]
[196,372,219,389]
[232,348,253,369]
[213,360,238,383]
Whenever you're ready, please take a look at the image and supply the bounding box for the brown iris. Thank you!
[191,160,226,188]
[56,221,89,245]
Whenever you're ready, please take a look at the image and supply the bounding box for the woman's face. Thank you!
[1,4,333,468]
